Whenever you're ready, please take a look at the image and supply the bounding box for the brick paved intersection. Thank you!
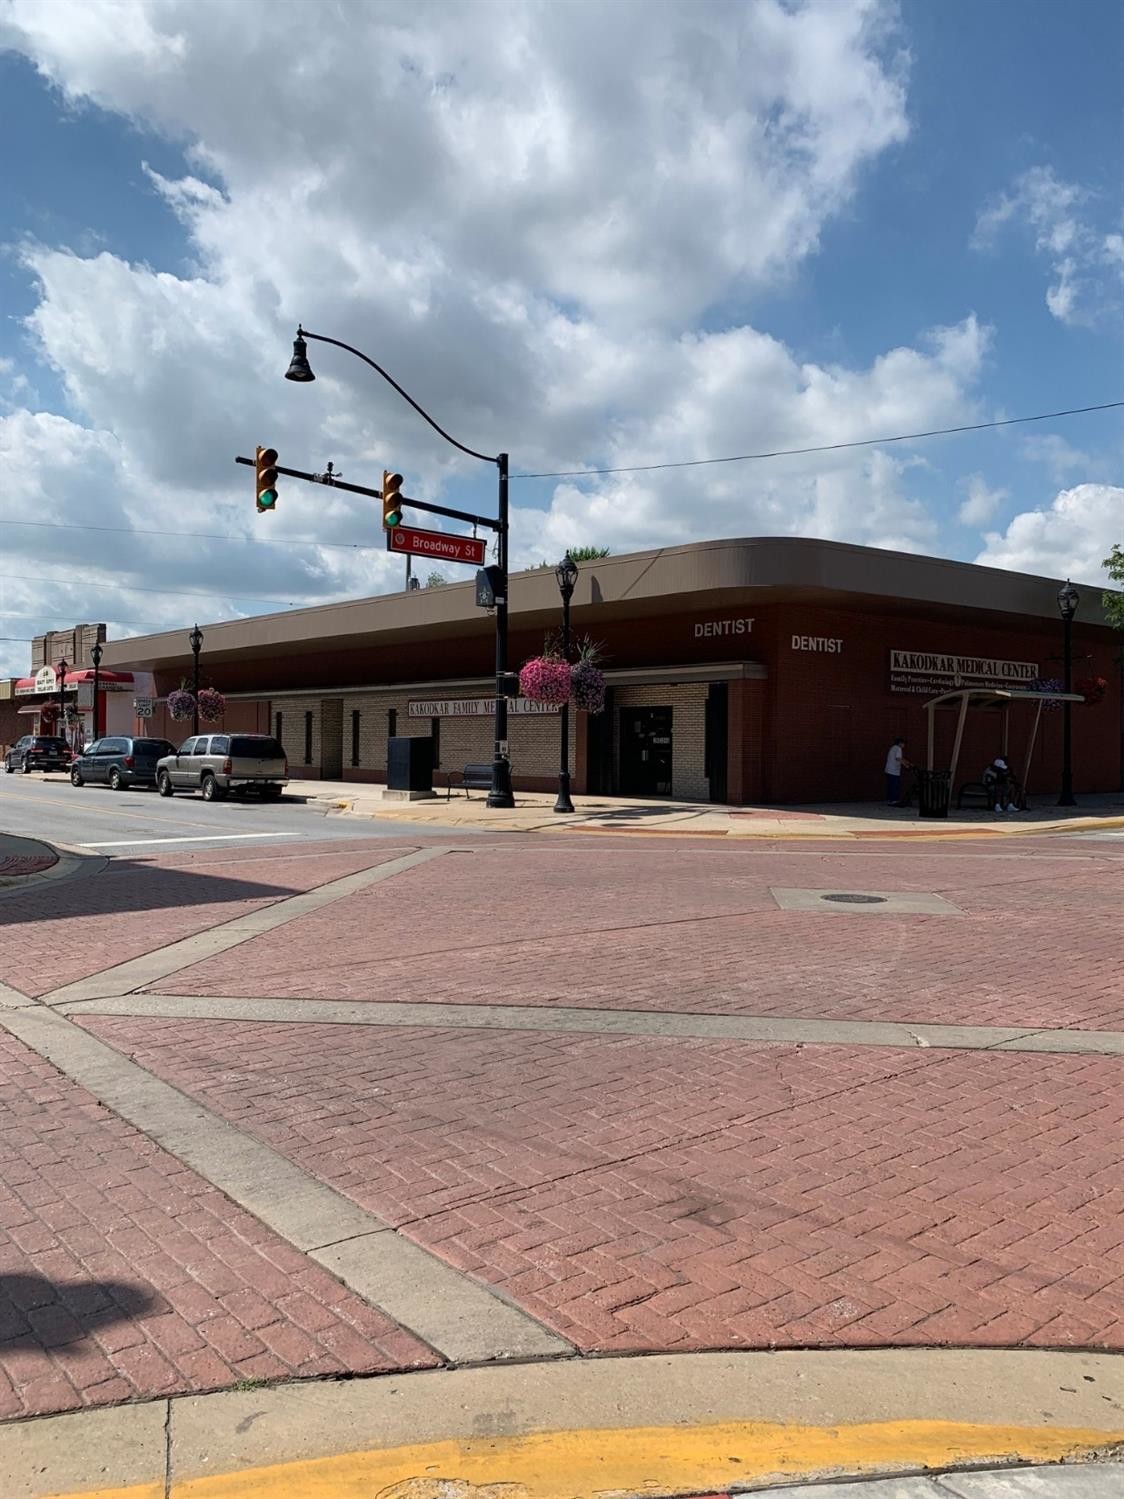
[1,829,1123,1419]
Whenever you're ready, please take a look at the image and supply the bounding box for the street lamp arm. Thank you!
[298,328,497,466]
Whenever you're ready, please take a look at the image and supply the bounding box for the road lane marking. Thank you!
[82,833,294,847]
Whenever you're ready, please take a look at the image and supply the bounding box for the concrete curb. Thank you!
[0,833,107,899]
[5,1348,1124,1499]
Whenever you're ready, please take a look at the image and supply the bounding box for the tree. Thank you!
[533,546,611,569]
[424,571,447,588]
[1103,547,1124,631]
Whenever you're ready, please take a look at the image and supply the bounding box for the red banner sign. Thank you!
[387,525,486,566]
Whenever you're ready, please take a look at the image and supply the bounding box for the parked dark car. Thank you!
[70,736,177,791]
[4,735,71,774]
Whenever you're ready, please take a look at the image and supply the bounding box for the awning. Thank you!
[14,669,134,697]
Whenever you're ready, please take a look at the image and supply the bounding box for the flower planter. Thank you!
[519,657,571,705]
[196,688,226,722]
[570,659,606,714]
[166,689,196,722]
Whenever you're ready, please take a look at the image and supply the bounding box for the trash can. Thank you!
[914,767,952,819]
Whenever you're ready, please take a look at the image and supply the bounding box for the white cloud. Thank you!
[973,165,1123,325]
[957,474,1007,527]
[975,483,1124,583]
[0,0,1006,675]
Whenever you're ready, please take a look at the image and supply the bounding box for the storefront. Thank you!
[12,665,136,751]
[100,537,1122,804]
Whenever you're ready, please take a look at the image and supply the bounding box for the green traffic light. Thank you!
[386,507,402,526]
[257,490,277,511]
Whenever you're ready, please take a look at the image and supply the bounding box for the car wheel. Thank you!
[21,758,32,774]
[3,760,11,774]
[157,771,174,797]
[262,787,283,800]
[201,773,224,802]
[108,768,123,791]
[71,767,84,787]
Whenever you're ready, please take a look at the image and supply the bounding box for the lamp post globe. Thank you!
[554,554,578,815]
[1057,579,1079,807]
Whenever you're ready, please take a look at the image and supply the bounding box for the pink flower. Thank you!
[519,657,572,705]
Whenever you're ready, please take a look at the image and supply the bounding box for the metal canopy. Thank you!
[923,686,1084,793]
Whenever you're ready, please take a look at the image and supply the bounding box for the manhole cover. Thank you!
[822,892,887,904]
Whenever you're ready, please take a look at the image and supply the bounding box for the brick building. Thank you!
[100,538,1122,804]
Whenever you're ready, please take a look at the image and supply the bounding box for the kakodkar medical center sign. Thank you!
[889,649,1039,695]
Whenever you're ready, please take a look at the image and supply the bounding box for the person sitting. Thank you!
[982,757,1016,812]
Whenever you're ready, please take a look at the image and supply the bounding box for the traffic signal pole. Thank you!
[488,452,514,808]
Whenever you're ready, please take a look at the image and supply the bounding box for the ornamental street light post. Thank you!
[189,624,204,735]
[57,658,68,739]
[1057,579,1079,807]
[554,554,578,814]
[285,328,514,807]
[90,641,103,739]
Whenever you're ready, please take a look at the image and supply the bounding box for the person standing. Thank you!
[884,738,911,806]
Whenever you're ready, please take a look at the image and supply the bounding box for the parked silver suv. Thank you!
[156,734,288,801]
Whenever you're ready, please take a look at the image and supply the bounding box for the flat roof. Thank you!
[101,535,1115,673]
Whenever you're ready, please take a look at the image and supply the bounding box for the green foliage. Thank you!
[1103,546,1124,631]
[533,546,611,569]
[424,571,447,588]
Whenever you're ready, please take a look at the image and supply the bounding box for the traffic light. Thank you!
[382,471,404,529]
[255,446,279,512]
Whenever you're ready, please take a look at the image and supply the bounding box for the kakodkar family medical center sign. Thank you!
[888,649,1039,696]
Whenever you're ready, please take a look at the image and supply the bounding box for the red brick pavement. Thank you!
[149,844,1124,1031]
[0,1028,436,1419]
[82,1016,1124,1355]
[0,842,415,999]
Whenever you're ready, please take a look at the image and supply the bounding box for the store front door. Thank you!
[619,707,673,797]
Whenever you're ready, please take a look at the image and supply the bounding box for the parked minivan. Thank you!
[70,737,176,791]
[156,734,288,800]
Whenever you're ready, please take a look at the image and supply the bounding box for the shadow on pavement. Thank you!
[0,857,302,926]
[0,1273,158,1348]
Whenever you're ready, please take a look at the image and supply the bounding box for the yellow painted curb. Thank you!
[43,1417,1124,1499]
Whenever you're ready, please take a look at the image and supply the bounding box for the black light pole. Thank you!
[285,328,514,807]
[1057,579,1079,807]
[57,658,69,740]
[189,624,204,735]
[554,554,578,813]
[90,641,103,740]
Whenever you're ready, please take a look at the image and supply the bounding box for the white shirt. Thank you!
[885,744,904,775]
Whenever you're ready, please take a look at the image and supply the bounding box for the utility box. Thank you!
[386,736,435,797]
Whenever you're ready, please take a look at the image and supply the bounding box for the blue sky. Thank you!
[0,0,1120,675]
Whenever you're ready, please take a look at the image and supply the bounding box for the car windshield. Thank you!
[230,737,285,757]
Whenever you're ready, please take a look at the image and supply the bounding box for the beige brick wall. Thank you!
[613,684,709,801]
[273,696,322,773]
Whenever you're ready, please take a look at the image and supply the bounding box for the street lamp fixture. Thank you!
[189,624,204,735]
[554,554,579,814]
[90,641,103,740]
[1057,579,1079,807]
[284,326,514,807]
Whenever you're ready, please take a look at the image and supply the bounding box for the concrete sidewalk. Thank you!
[302,781,1124,839]
[5,1348,1123,1499]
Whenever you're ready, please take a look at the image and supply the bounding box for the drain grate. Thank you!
[822,893,887,904]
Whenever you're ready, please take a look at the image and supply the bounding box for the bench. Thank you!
[958,778,1025,811]
[439,763,495,799]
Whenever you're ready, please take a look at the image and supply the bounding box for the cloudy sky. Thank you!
[0,0,1121,676]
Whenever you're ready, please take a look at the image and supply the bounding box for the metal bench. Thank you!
[440,763,495,799]
[956,781,992,809]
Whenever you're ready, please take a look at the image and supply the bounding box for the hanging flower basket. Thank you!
[518,657,572,705]
[1031,677,1064,712]
[166,689,196,721]
[1076,675,1108,705]
[196,687,226,722]
[570,659,606,714]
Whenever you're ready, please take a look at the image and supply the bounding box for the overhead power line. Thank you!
[514,399,1124,479]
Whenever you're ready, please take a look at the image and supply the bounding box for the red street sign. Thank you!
[387,525,486,567]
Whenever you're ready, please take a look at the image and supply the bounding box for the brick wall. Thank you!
[31,624,106,672]
[614,684,710,802]
[272,696,322,779]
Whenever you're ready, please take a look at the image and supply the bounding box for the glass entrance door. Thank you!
[619,707,673,796]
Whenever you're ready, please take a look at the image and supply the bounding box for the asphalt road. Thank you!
[0,771,474,851]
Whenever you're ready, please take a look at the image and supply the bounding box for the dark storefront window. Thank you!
[303,711,313,765]
[351,710,361,767]
[430,716,441,768]
[275,711,283,746]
